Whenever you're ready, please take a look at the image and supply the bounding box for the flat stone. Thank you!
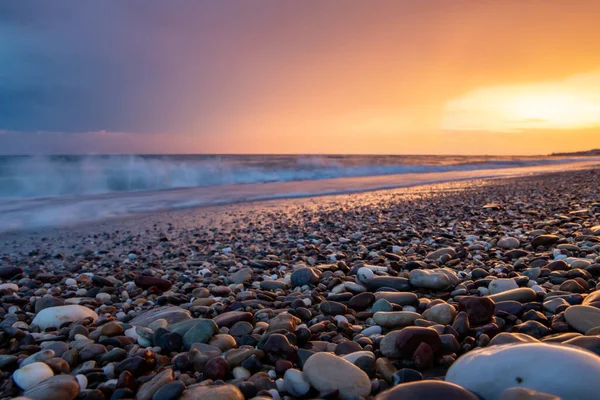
[22,375,80,400]
[422,303,456,325]
[497,237,520,249]
[373,311,421,328]
[136,369,174,400]
[284,368,310,397]
[564,305,600,333]
[229,268,253,284]
[13,362,54,390]
[488,279,518,295]
[32,305,98,330]
[213,311,254,328]
[129,306,192,327]
[583,290,600,309]
[291,267,320,287]
[425,247,457,260]
[374,292,418,306]
[302,352,371,399]
[409,268,459,291]
[488,288,536,303]
[182,319,219,349]
[447,343,600,400]
[134,275,172,291]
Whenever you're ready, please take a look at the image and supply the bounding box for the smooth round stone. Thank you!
[422,303,456,325]
[129,306,192,327]
[290,267,320,287]
[180,384,244,400]
[426,247,457,260]
[357,267,375,283]
[488,333,539,346]
[380,327,441,358]
[302,352,371,399]
[284,368,310,397]
[182,319,219,349]
[488,288,536,303]
[376,380,479,400]
[32,305,98,330]
[409,268,459,290]
[361,325,382,336]
[564,305,600,333]
[498,237,520,249]
[137,369,174,400]
[13,362,54,390]
[22,375,80,400]
[371,299,394,313]
[373,311,420,328]
[96,293,111,303]
[374,292,418,306]
[446,343,600,400]
[582,290,600,309]
[489,279,519,295]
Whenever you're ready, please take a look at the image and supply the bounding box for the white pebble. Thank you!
[76,374,88,390]
[268,370,277,379]
[65,278,77,286]
[12,362,54,390]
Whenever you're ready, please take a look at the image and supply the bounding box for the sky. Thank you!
[2,1,600,155]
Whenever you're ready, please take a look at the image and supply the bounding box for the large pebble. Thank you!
[13,362,54,390]
[422,303,456,325]
[373,311,420,328]
[303,352,371,399]
[446,343,600,400]
[409,268,459,290]
[284,368,310,397]
[564,305,600,333]
[22,375,80,400]
[32,305,98,330]
[376,380,479,400]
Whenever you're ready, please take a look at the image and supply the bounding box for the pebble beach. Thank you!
[1,167,600,400]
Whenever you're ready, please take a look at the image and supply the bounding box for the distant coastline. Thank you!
[551,149,600,156]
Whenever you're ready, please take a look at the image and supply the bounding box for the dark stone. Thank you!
[348,292,376,311]
[532,234,560,247]
[0,266,23,280]
[451,311,470,338]
[412,342,434,370]
[563,336,600,356]
[156,332,183,354]
[35,296,66,313]
[261,333,297,363]
[152,380,185,400]
[114,356,152,377]
[204,357,229,380]
[458,296,495,326]
[92,275,114,287]
[291,267,320,287]
[494,301,523,316]
[513,320,550,339]
[320,301,347,315]
[334,340,362,355]
[366,277,411,291]
[134,275,172,291]
[213,311,254,328]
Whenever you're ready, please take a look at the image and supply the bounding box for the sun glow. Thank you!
[441,71,600,132]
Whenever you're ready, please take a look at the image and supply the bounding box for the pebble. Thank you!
[13,362,55,390]
[303,351,371,399]
[32,305,98,330]
[447,343,600,400]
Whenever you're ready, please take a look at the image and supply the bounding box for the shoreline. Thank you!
[0,167,599,399]
[1,159,599,234]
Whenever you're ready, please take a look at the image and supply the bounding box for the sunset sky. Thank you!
[2,1,600,155]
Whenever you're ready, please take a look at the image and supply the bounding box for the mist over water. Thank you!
[1,154,599,232]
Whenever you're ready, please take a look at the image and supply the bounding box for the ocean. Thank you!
[1,154,599,232]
